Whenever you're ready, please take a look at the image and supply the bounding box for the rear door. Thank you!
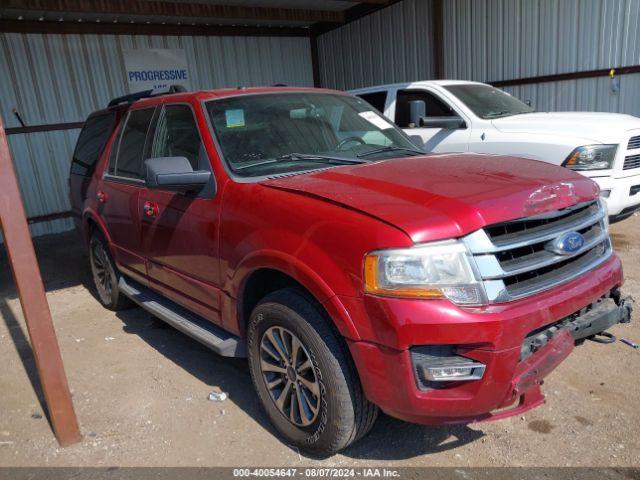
[392,89,471,152]
[138,102,222,324]
[100,106,157,284]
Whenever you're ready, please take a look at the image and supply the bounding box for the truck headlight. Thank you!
[363,240,486,305]
[563,144,617,171]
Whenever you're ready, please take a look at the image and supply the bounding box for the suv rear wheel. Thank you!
[89,232,131,311]
[247,288,378,456]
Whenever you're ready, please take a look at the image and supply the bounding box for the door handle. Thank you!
[143,201,159,217]
[97,191,108,204]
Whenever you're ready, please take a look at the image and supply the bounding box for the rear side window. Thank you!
[152,105,204,170]
[70,113,116,176]
[111,108,155,180]
[357,92,387,114]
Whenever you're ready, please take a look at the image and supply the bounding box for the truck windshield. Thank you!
[205,92,421,178]
[443,84,534,119]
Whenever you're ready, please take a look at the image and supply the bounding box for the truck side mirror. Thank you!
[419,116,466,129]
[408,100,426,128]
[144,157,211,194]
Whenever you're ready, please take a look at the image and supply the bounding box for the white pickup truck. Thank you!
[350,80,640,222]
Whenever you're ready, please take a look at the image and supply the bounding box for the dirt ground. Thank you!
[0,214,639,468]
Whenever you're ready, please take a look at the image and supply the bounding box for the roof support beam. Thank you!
[311,0,403,36]
[0,114,82,448]
[432,0,444,79]
[0,19,309,36]
[0,0,344,24]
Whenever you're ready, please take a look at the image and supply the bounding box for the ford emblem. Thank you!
[546,232,585,255]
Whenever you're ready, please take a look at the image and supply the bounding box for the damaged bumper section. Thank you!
[521,289,633,360]
[347,269,633,426]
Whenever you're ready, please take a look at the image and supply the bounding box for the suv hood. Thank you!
[492,112,640,143]
[261,154,599,243]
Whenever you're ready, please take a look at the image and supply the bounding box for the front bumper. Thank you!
[589,172,640,219]
[343,255,631,424]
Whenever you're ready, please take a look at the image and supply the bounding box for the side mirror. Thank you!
[408,135,425,149]
[419,116,466,129]
[144,157,211,193]
[408,100,426,127]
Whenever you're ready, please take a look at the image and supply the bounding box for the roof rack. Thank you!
[107,84,187,108]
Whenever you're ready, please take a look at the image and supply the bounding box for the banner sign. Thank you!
[123,49,191,93]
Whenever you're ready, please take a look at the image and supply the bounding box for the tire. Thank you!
[247,288,378,456]
[89,232,132,311]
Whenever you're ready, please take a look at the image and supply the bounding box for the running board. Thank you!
[118,276,246,357]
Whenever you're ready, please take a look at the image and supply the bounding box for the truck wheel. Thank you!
[89,232,131,311]
[247,288,378,456]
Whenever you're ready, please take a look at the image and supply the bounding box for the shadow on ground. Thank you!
[1,231,484,460]
[0,231,92,299]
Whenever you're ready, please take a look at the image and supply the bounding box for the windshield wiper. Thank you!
[484,110,534,119]
[356,146,424,158]
[234,153,366,171]
[483,110,512,118]
[276,153,367,164]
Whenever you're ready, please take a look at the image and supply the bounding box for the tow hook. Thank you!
[588,331,616,344]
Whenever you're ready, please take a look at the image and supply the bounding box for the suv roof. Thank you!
[105,85,347,111]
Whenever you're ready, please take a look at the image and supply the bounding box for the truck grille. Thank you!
[462,200,611,303]
[628,135,640,150]
[624,153,640,170]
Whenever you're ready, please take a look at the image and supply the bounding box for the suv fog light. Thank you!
[411,345,486,385]
[600,190,611,198]
[423,364,485,381]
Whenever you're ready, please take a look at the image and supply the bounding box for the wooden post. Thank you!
[0,114,81,447]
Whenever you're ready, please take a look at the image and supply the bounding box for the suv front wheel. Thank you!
[247,288,378,456]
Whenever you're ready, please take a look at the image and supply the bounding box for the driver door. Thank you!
[138,102,223,324]
[391,89,471,153]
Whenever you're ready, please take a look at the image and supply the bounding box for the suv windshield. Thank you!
[443,84,534,119]
[205,92,422,177]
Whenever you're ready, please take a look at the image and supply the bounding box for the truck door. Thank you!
[99,106,157,285]
[138,103,222,325]
[391,89,471,153]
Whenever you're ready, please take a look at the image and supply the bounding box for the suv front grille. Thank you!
[628,135,640,150]
[462,200,611,303]
[624,153,640,170]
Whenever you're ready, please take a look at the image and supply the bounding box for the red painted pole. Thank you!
[0,114,81,447]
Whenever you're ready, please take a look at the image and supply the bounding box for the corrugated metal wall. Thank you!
[0,33,313,237]
[317,0,640,115]
[443,0,640,115]
[317,0,435,91]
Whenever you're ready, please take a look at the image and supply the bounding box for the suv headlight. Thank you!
[562,144,617,171]
[363,240,486,305]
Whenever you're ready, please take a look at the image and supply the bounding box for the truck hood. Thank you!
[260,154,599,243]
[492,112,640,143]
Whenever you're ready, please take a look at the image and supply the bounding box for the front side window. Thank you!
[152,104,205,170]
[112,107,155,180]
[395,90,455,128]
[205,93,420,178]
[443,84,534,119]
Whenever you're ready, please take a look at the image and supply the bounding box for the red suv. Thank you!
[70,86,632,456]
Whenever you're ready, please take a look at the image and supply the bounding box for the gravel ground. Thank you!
[0,214,638,467]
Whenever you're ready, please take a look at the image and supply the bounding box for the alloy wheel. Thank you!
[259,326,321,427]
